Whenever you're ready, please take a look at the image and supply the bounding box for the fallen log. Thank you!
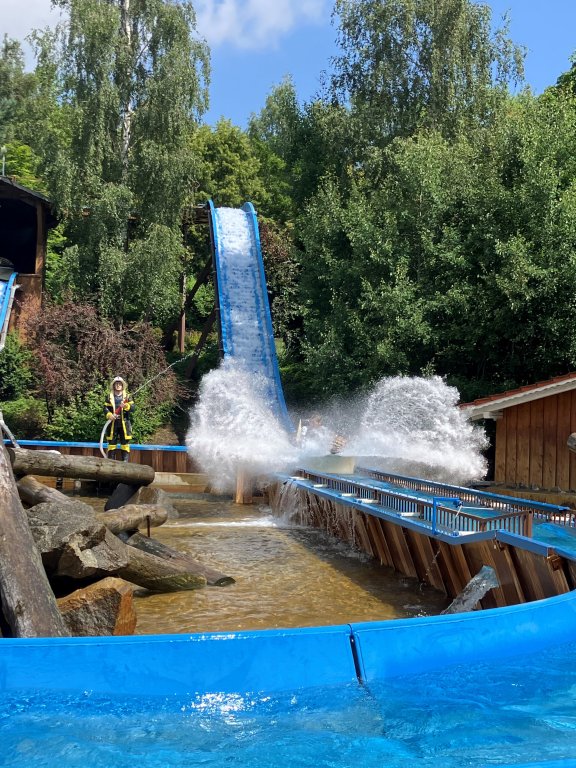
[26,500,206,592]
[8,446,155,486]
[57,577,137,636]
[127,532,235,586]
[0,446,68,637]
[17,474,94,511]
[96,504,168,534]
[114,539,207,592]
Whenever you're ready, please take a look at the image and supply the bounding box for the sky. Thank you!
[3,0,576,128]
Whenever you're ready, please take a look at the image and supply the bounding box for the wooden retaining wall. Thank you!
[269,481,575,609]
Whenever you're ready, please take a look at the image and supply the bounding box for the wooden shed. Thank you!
[461,374,576,493]
[0,177,56,337]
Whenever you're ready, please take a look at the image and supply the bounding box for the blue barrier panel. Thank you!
[0,624,358,696]
[351,589,576,683]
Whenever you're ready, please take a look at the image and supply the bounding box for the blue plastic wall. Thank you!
[352,589,576,683]
[0,625,357,696]
[3,591,576,696]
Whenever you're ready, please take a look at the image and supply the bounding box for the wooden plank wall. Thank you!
[494,391,576,490]
[268,483,576,606]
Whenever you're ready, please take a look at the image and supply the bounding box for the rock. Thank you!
[57,577,137,636]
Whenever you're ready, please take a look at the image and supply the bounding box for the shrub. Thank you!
[0,333,35,400]
[0,397,47,439]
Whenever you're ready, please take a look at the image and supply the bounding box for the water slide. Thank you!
[207,201,294,433]
[0,269,18,352]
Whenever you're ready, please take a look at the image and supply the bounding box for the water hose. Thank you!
[99,349,197,459]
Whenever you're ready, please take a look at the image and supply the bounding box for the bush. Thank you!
[43,381,175,444]
[0,333,34,400]
[0,397,47,439]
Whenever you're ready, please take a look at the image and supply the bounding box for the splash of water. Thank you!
[441,565,500,614]
[346,375,488,484]
[187,370,488,490]
[186,359,299,493]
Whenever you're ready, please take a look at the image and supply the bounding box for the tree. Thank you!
[330,0,525,143]
[0,36,36,144]
[29,0,209,326]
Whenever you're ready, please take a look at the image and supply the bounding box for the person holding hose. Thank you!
[104,376,134,461]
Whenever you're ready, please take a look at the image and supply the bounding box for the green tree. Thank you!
[331,0,525,143]
[30,0,209,326]
[0,36,36,144]
[192,119,268,210]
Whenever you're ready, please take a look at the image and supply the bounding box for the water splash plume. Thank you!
[346,375,488,484]
[186,359,299,493]
[187,366,488,489]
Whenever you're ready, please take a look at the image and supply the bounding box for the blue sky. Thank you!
[4,1,576,128]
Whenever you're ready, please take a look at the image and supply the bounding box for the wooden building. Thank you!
[461,373,576,492]
[0,177,56,337]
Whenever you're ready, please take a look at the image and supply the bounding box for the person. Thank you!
[299,413,347,454]
[104,376,134,461]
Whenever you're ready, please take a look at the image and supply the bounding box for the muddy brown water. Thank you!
[84,494,449,634]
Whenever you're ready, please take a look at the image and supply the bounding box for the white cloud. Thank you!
[2,0,61,43]
[195,0,330,49]
[1,0,330,57]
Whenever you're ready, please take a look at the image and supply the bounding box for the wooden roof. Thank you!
[460,373,576,421]
[0,177,57,227]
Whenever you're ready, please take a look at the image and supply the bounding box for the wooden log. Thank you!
[8,446,155,486]
[113,538,207,592]
[17,474,94,512]
[26,500,206,593]
[0,446,68,637]
[96,504,168,534]
[57,577,137,636]
[126,532,235,586]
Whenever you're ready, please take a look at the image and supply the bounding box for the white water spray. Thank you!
[346,375,488,484]
[186,359,299,493]
[186,371,488,491]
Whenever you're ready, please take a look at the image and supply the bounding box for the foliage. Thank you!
[0,36,36,144]
[24,300,180,418]
[28,0,210,326]
[0,397,47,439]
[2,142,45,191]
[192,120,269,210]
[330,0,525,143]
[0,332,35,400]
[259,220,300,351]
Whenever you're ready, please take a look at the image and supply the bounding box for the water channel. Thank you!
[112,494,450,635]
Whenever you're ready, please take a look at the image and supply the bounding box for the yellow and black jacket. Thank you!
[104,377,134,446]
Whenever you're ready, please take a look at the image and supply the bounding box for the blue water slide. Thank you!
[0,271,18,352]
[208,200,294,432]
